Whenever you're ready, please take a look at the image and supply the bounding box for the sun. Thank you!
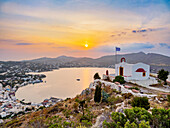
[85,44,88,48]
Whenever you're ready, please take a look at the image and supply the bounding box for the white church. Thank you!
[115,57,150,80]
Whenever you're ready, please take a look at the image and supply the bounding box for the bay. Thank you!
[16,68,115,103]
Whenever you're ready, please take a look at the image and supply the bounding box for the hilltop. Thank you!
[1,79,169,128]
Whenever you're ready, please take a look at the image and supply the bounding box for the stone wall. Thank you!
[89,79,157,98]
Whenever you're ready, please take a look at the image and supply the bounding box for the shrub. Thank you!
[39,106,45,110]
[158,69,169,85]
[73,102,79,110]
[125,107,152,123]
[107,95,123,105]
[25,107,32,111]
[131,97,150,110]
[81,120,92,127]
[107,95,116,105]
[167,95,170,103]
[129,87,140,90]
[113,75,125,84]
[62,109,71,118]
[152,108,170,128]
[111,112,127,127]
[79,100,85,116]
[102,90,109,103]
[45,115,76,128]
[139,121,151,128]
[75,98,79,102]
[94,85,101,103]
[125,121,137,128]
[86,97,91,103]
[123,93,133,99]
[65,97,71,101]
[103,107,152,128]
[94,73,101,80]
[47,106,58,114]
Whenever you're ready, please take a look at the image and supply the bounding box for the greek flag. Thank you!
[116,47,121,51]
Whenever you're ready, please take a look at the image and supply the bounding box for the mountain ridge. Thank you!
[22,52,170,66]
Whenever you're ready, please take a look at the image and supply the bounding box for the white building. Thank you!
[115,57,150,80]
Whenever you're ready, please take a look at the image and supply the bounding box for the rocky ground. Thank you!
[1,81,169,128]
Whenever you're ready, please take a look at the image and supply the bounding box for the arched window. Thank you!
[121,57,126,62]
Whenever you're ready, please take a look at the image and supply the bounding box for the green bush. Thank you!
[111,112,127,127]
[94,73,101,80]
[103,107,152,128]
[102,90,109,103]
[139,121,151,128]
[113,75,125,84]
[107,95,123,105]
[125,121,137,128]
[167,95,170,103]
[129,87,140,90]
[152,108,170,128]
[75,98,79,102]
[107,95,116,105]
[62,109,71,118]
[45,115,76,128]
[81,120,92,127]
[158,69,169,85]
[131,97,150,110]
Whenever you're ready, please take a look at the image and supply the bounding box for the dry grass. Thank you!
[3,84,169,127]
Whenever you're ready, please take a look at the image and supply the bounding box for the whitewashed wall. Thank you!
[115,62,133,77]
[132,63,150,80]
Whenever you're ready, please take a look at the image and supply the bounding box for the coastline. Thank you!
[17,68,170,103]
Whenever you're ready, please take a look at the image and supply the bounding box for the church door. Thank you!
[119,67,123,76]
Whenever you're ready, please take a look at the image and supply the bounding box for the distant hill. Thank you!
[25,52,170,66]
[27,55,78,64]
[22,52,170,72]
[96,52,170,66]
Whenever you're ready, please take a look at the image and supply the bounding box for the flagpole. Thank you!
[115,47,117,64]
[115,47,116,65]
[115,47,117,77]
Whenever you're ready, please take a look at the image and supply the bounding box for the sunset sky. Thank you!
[0,0,170,60]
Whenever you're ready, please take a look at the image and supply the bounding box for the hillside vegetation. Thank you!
[1,82,169,128]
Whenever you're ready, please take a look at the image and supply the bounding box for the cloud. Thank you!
[52,46,68,49]
[110,32,126,37]
[122,43,154,51]
[132,29,146,33]
[0,39,22,43]
[132,28,165,33]
[93,42,155,53]
[0,39,34,46]
[0,39,54,46]
[159,43,170,49]
[16,43,33,45]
